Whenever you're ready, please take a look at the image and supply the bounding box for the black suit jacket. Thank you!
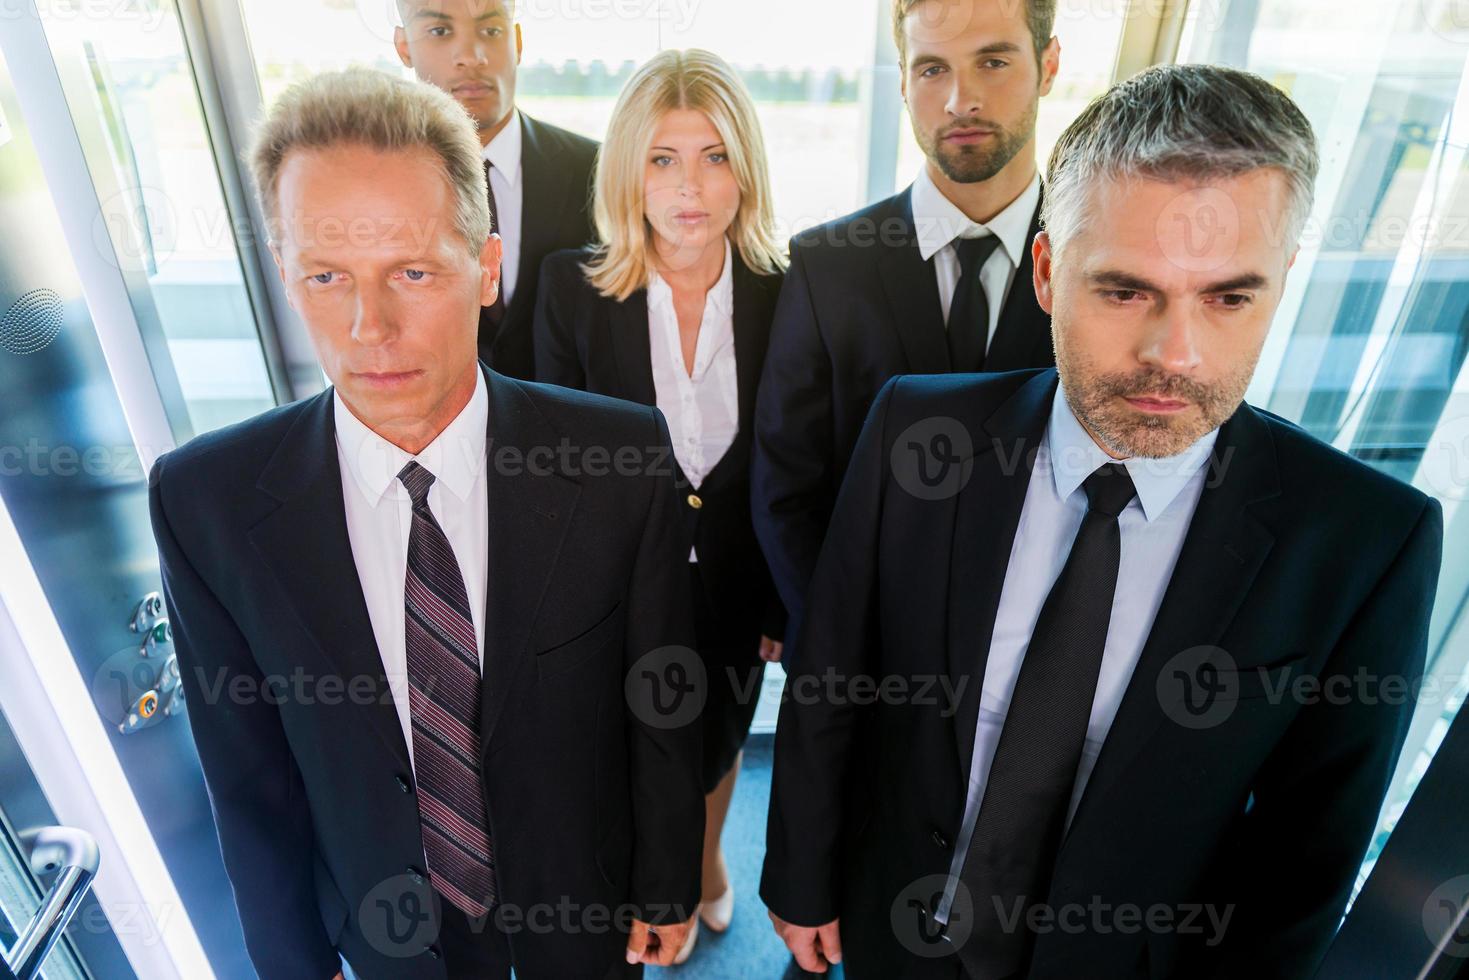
[533,246,786,639]
[761,369,1443,980]
[751,185,1055,636]
[149,365,702,980]
[479,113,600,380]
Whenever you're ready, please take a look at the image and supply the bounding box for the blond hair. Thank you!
[585,49,786,301]
[249,68,490,257]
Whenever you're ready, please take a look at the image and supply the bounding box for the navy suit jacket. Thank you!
[533,246,786,640]
[150,364,703,979]
[752,186,1055,638]
[762,369,1442,979]
[478,112,600,380]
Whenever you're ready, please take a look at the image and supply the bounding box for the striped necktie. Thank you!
[398,460,497,917]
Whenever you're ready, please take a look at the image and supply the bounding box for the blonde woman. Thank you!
[533,48,787,963]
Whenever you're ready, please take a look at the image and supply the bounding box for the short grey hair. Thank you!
[1042,64,1319,256]
[249,68,490,257]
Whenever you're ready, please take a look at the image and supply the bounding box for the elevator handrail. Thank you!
[3,826,100,980]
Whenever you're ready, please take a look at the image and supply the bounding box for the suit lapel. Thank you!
[730,256,769,428]
[609,292,657,406]
[249,392,411,772]
[479,366,583,749]
[695,257,771,495]
[948,371,1058,778]
[984,189,1050,371]
[878,189,951,374]
[1067,404,1280,830]
[509,113,572,322]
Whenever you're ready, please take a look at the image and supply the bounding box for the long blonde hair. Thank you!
[585,49,786,301]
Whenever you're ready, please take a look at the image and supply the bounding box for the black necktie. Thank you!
[957,462,1138,978]
[482,159,506,330]
[947,233,1002,374]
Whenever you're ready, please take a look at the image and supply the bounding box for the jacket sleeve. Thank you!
[149,453,341,980]
[758,377,896,926]
[533,255,588,390]
[623,406,704,924]
[751,243,835,638]
[1188,496,1444,978]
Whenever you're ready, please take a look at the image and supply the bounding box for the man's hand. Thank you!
[759,634,784,662]
[331,973,344,980]
[625,914,696,966]
[770,912,842,972]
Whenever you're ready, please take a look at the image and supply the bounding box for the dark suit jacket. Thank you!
[149,364,702,980]
[533,246,786,640]
[761,369,1443,980]
[751,186,1055,638]
[479,112,600,380]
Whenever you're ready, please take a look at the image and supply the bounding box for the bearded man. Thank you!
[761,63,1443,980]
[752,0,1062,639]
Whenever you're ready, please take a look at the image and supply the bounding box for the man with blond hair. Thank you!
[150,68,699,979]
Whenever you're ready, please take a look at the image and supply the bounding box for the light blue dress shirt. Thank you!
[936,382,1220,924]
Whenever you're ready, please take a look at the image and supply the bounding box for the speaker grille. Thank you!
[1,288,64,355]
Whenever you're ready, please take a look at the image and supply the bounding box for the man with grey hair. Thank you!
[762,64,1442,979]
[150,68,699,979]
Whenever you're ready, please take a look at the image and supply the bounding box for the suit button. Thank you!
[395,775,412,794]
[931,830,949,850]
[407,865,425,885]
[687,493,703,510]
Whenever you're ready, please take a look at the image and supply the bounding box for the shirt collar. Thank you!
[1046,381,1219,523]
[648,237,734,317]
[481,109,522,186]
[910,167,1041,269]
[334,367,488,507]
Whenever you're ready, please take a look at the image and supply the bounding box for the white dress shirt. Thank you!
[937,381,1219,923]
[482,110,524,307]
[910,168,1041,350]
[333,370,489,769]
[647,238,740,562]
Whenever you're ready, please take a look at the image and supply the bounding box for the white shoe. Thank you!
[699,883,734,933]
[672,915,699,965]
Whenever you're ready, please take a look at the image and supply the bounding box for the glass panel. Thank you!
[37,0,276,436]
[1176,0,1469,895]
[894,0,1132,192]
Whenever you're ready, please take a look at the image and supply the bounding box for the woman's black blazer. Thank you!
[533,246,786,640]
